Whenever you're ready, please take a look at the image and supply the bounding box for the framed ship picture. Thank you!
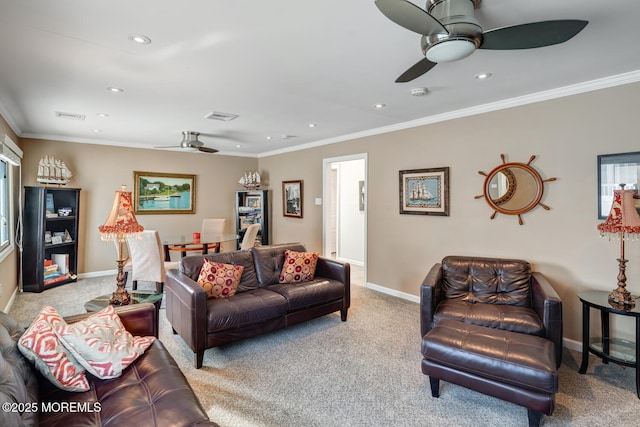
[399,167,449,216]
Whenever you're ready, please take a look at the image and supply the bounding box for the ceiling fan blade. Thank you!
[395,57,437,83]
[197,146,219,154]
[375,0,447,36]
[480,20,588,50]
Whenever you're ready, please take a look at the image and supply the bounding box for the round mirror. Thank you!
[476,155,555,225]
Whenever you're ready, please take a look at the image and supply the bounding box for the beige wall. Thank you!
[0,116,21,310]
[4,81,640,343]
[20,138,258,274]
[260,81,640,343]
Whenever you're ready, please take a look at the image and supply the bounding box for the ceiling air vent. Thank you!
[205,111,238,121]
[55,111,86,120]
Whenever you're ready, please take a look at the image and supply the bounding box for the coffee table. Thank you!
[85,291,163,331]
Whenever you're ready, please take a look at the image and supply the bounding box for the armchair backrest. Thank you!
[441,256,532,307]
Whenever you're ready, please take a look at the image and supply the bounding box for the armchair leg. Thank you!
[341,308,348,321]
[155,282,164,293]
[429,376,440,398]
[132,280,138,291]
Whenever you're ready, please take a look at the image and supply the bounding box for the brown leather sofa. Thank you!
[0,303,216,427]
[165,243,350,368]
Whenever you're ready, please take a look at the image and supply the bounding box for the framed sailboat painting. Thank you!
[399,167,449,216]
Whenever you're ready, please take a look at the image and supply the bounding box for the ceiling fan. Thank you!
[375,0,588,82]
[156,131,219,153]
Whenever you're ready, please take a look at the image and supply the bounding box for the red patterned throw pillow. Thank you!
[54,305,155,379]
[279,249,319,284]
[197,259,244,298]
[18,305,89,392]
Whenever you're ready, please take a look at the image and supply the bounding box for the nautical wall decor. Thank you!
[399,167,450,216]
[36,155,73,186]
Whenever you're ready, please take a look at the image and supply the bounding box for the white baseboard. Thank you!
[365,281,578,350]
[2,286,18,314]
[337,256,364,267]
[78,269,117,279]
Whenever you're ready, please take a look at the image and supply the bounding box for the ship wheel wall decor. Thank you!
[475,154,556,225]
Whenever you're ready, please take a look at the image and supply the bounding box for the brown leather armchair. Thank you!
[420,255,563,367]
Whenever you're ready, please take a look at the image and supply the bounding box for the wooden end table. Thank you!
[578,290,640,398]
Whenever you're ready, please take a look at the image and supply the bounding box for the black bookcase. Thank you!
[235,190,269,249]
[22,186,80,292]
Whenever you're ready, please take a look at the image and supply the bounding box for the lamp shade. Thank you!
[597,189,640,236]
[98,186,144,241]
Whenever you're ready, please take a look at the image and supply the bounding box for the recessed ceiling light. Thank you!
[474,72,492,80]
[281,135,296,139]
[308,123,317,128]
[411,88,429,96]
[129,34,151,44]
[266,136,273,140]
[92,129,102,133]
[373,103,386,109]
[236,144,242,148]
[96,113,109,118]
[107,87,124,93]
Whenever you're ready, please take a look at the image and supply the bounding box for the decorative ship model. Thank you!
[239,171,261,189]
[37,155,73,186]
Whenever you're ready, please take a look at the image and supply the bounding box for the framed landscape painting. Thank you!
[133,171,196,214]
[283,180,303,218]
[399,167,449,216]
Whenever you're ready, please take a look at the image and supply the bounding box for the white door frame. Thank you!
[322,153,367,282]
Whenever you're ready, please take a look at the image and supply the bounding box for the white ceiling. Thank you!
[1,0,639,157]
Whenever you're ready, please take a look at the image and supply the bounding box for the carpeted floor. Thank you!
[8,275,638,426]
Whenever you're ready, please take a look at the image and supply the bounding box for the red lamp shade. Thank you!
[597,189,640,236]
[98,186,144,240]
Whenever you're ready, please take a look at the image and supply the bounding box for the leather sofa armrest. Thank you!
[420,263,443,337]
[316,256,351,312]
[531,272,563,367]
[165,269,208,364]
[64,303,157,337]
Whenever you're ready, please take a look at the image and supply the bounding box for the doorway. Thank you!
[323,154,367,285]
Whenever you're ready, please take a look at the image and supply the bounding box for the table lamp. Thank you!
[597,184,640,308]
[98,185,144,305]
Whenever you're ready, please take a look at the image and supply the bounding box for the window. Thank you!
[0,159,10,256]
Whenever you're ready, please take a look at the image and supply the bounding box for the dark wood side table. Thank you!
[578,290,640,398]
[84,291,163,332]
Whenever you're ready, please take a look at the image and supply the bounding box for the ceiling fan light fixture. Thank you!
[426,39,476,63]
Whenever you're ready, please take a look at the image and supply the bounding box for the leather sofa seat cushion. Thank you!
[206,288,288,332]
[422,319,557,395]
[252,243,307,287]
[433,299,544,336]
[267,278,345,310]
[442,256,532,306]
[180,250,258,293]
[38,339,212,426]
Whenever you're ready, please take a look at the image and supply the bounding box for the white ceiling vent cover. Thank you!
[55,111,86,120]
[205,111,238,121]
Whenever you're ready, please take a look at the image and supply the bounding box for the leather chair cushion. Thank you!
[421,319,557,394]
[441,256,532,306]
[39,340,213,426]
[266,278,345,310]
[206,288,289,332]
[433,299,544,336]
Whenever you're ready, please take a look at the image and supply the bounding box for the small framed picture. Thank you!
[283,180,303,218]
[399,167,450,216]
[51,235,63,245]
[44,231,52,243]
[597,151,640,219]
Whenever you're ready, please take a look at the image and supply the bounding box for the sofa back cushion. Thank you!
[441,256,532,307]
[251,243,307,287]
[180,250,258,292]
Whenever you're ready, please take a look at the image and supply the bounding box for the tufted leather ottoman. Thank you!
[421,319,558,427]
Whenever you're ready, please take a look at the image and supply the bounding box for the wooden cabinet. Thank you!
[22,186,80,292]
[235,190,269,249]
